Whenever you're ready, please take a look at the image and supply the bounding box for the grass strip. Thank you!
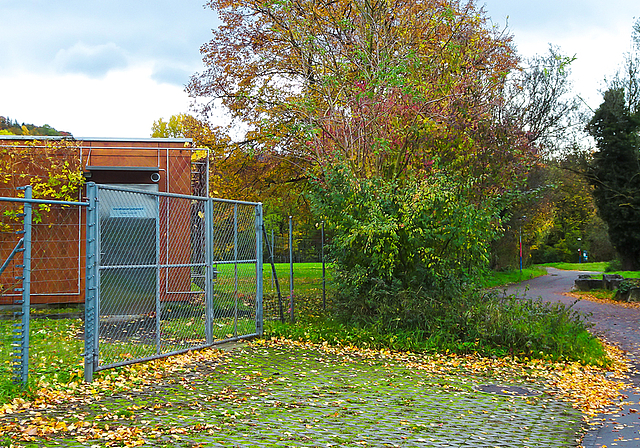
[481,266,548,288]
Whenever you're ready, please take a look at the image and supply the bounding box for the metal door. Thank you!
[99,184,158,316]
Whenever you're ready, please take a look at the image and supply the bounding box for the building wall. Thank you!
[0,137,197,306]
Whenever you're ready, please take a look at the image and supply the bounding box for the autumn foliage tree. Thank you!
[151,113,314,230]
[189,0,530,187]
[189,0,538,324]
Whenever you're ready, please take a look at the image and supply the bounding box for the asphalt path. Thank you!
[503,267,640,361]
[503,267,640,447]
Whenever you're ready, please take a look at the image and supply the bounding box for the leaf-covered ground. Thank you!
[0,338,631,447]
[567,291,640,309]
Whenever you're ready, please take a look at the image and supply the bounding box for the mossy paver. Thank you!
[1,344,583,447]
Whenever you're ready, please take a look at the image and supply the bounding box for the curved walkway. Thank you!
[504,267,640,448]
[503,268,640,360]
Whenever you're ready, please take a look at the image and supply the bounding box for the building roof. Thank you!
[0,136,193,143]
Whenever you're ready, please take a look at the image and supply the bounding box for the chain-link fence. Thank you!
[1,181,341,386]
[1,188,88,388]
[263,230,324,264]
[1,182,264,386]
[84,184,263,380]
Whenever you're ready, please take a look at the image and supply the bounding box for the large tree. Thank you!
[606,18,640,115]
[188,0,531,191]
[188,0,539,323]
[583,20,640,270]
[499,46,583,156]
[488,46,588,269]
[586,88,640,270]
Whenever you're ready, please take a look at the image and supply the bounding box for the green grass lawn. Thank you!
[0,317,85,402]
[215,261,556,294]
[481,266,548,288]
[539,262,640,279]
[606,271,640,278]
[539,262,608,272]
[212,262,333,296]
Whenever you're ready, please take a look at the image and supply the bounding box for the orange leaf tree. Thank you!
[151,113,311,233]
[189,0,532,188]
[188,0,539,322]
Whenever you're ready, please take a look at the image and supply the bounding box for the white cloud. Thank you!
[151,64,193,87]
[54,42,129,77]
[0,1,219,136]
[483,0,638,113]
[507,25,635,112]
[1,65,191,138]
[0,1,217,82]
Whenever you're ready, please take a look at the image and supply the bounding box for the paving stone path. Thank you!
[505,267,640,448]
[2,343,583,447]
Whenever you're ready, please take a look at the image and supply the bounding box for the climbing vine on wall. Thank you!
[0,138,85,227]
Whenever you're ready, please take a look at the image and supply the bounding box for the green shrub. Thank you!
[309,168,501,326]
[463,294,606,365]
[267,291,609,366]
[605,259,623,272]
[301,164,608,366]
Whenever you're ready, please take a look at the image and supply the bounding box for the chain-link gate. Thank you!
[84,183,263,381]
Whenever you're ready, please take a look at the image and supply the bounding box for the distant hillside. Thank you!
[0,116,72,137]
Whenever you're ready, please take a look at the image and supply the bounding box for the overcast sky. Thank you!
[0,1,638,138]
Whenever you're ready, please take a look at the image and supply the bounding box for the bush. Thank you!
[309,168,501,325]
[266,290,608,365]
[463,294,606,365]
[301,165,608,366]
[605,259,623,272]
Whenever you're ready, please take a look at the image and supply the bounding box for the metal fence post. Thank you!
[289,216,294,323]
[255,203,264,335]
[205,198,213,345]
[233,203,238,337]
[21,186,32,386]
[322,221,326,311]
[262,224,284,323]
[155,194,161,355]
[270,229,274,289]
[13,186,32,386]
[84,182,99,382]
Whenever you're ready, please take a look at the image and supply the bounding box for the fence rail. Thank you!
[1,182,334,388]
[84,184,263,381]
[1,187,90,386]
[1,183,264,386]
